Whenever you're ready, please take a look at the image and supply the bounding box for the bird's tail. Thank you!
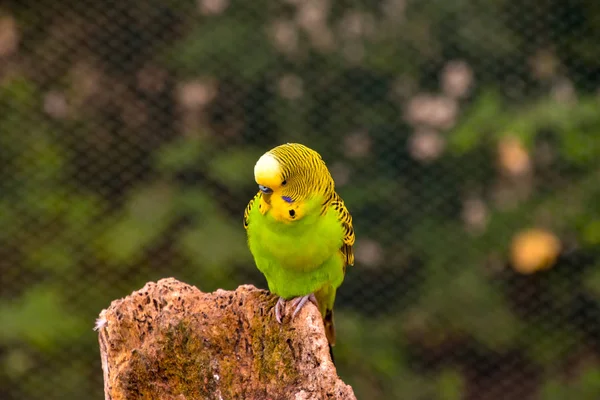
[324,308,336,365]
[316,285,337,363]
[316,285,337,345]
[323,308,336,346]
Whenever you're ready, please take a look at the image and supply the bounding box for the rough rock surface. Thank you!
[96,278,356,400]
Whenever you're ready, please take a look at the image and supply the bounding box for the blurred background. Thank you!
[1,0,600,399]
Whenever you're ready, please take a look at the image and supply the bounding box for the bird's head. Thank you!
[253,143,333,221]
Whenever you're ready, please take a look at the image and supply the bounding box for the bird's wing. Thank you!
[243,192,261,229]
[330,192,355,268]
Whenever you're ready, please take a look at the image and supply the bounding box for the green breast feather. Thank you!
[246,195,346,299]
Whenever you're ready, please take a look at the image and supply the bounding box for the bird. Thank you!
[244,143,355,346]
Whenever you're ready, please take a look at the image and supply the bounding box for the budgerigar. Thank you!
[244,143,355,346]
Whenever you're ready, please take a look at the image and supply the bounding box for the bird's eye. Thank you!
[259,185,273,194]
[282,179,287,186]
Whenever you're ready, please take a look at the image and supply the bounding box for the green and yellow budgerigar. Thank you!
[244,143,355,346]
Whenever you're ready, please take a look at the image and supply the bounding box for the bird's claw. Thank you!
[275,297,286,324]
[291,293,318,319]
[274,294,318,323]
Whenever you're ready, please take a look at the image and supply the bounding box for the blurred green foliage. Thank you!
[1,0,600,399]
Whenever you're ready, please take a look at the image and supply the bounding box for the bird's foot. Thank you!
[291,293,318,319]
[274,294,318,324]
[275,297,286,324]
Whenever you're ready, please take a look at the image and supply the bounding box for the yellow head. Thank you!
[253,143,333,222]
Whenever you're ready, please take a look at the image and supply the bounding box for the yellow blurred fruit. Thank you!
[510,229,561,274]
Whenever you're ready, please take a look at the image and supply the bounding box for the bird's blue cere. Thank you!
[282,196,293,203]
[259,185,273,194]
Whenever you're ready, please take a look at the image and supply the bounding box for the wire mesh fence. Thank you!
[1,0,600,399]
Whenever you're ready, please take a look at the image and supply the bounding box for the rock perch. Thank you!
[95,278,356,400]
